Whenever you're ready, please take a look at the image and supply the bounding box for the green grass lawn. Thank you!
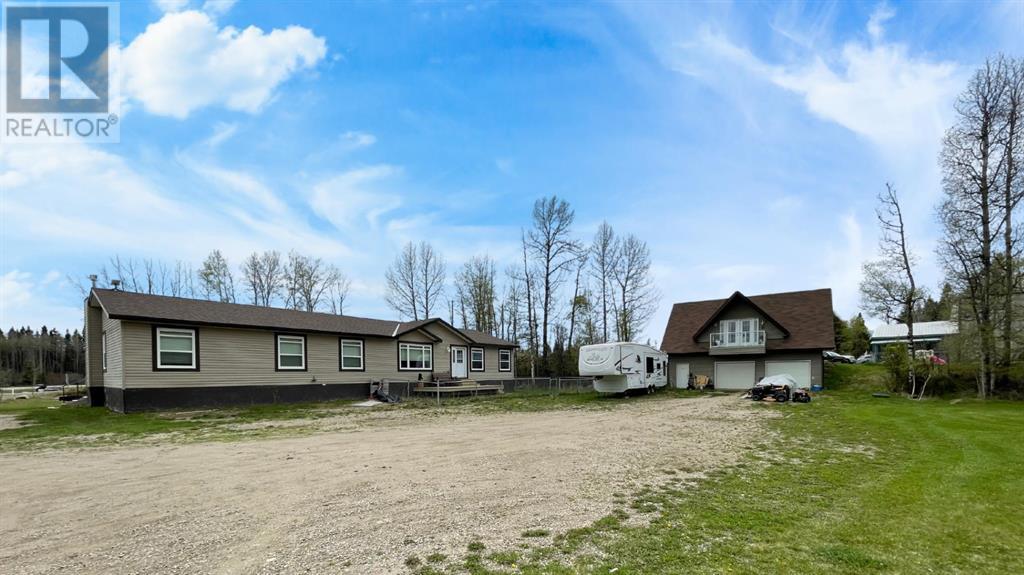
[410,365,1024,574]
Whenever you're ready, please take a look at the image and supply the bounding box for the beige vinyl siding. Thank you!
[473,346,514,381]
[118,320,516,389]
[122,322,423,388]
[102,316,124,389]
[85,302,104,388]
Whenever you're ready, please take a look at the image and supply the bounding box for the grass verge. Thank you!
[412,365,1024,574]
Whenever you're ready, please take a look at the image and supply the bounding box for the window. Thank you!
[101,332,107,372]
[470,347,484,371]
[499,349,512,372]
[646,356,655,375]
[340,339,364,371]
[276,334,306,370]
[155,327,197,370]
[399,342,432,370]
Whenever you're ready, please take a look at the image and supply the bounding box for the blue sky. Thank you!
[2,0,1023,341]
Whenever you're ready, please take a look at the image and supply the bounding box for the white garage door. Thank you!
[714,361,755,390]
[764,360,812,389]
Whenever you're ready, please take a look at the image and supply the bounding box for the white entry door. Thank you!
[714,361,756,390]
[451,347,467,378]
[675,363,690,389]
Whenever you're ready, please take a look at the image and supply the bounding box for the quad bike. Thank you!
[750,382,790,402]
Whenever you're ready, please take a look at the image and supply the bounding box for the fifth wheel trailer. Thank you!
[578,342,668,394]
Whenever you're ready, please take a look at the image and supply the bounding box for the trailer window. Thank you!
[646,356,655,374]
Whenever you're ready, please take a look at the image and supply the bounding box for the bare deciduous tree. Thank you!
[526,196,580,368]
[610,234,658,342]
[385,242,421,320]
[284,251,337,312]
[416,242,446,318]
[198,250,236,303]
[455,255,497,333]
[240,250,285,307]
[862,184,927,396]
[590,221,617,343]
[329,273,352,315]
[937,57,1021,397]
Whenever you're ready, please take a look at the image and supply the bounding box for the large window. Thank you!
[499,349,512,372]
[276,334,306,371]
[340,339,364,371]
[399,342,432,370]
[470,347,484,371]
[155,327,197,370]
[101,332,107,372]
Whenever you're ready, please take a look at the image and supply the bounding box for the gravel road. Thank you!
[0,394,763,574]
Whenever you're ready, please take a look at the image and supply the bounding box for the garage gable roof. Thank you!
[661,288,834,354]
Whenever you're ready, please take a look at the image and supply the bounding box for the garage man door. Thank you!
[714,361,755,390]
[764,360,812,389]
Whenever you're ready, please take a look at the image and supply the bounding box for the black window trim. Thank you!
[151,325,200,372]
[498,348,513,372]
[275,332,308,372]
[397,340,434,372]
[470,346,485,372]
[339,337,365,372]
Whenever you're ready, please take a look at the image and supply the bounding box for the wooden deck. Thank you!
[412,381,504,395]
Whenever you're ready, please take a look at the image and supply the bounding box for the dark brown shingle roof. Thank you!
[91,289,516,346]
[661,288,834,354]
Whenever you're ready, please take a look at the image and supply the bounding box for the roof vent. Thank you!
[110,279,122,291]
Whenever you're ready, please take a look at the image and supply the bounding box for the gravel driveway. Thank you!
[0,395,762,574]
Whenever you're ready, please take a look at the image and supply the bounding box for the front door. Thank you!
[451,346,467,378]
[675,362,690,389]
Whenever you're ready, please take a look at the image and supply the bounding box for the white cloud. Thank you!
[154,0,190,13]
[308,165,403,232]
[202,0,238,17]
[0,271,83,332]
[822,213,867,317]
[203,121,238,147]
[867,3,895,43]
[123,11,327,118]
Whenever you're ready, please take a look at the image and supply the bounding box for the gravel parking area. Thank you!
[0,395,764,574]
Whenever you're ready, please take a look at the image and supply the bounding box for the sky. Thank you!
[1,0,1023,343]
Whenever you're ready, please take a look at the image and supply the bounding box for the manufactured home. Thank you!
[661,289,834,391]
[578,342,668,394]
[85,289,516,412]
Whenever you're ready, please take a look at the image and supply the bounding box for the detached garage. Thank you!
[660,289,835,393]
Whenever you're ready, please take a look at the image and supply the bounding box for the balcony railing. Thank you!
[710,330,766,351]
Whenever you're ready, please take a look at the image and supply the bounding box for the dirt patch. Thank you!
[0,414,24,431]
[0,395,765,574]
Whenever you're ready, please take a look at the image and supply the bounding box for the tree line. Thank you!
[0,327,85,386]
[85,250,353,314]
[861,55,1023,398]
[59,195,657,379]
[382,196,659,376]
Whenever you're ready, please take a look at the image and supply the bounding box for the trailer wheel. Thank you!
[775,392,789,402]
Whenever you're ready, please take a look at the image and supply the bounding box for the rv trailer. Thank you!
[578,342,669,394]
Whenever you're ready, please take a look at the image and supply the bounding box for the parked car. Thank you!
[855,352,874,364]
[823,350,854,364]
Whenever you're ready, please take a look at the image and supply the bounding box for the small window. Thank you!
[470,347,484,371]
[340,339,364,371]
[646,356,655,375]
[277,335,306,370]
[101,332,107,372]
[156,327,197,370]
[499,349,512,372]
[399,342,433,370]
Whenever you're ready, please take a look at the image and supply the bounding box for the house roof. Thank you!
[90,289,516,346]
[871,321,958,341]
[661,288,834,354]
